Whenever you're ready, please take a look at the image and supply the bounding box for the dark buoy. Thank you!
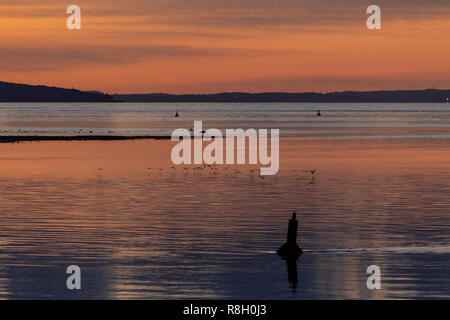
[277,212,303,258]
[175,111,179,117]
[317,110,321,116]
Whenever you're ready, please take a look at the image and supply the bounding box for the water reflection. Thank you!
[286,258,298,291]
[0,139,449,299]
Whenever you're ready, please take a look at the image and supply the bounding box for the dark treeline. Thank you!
[0,81,113,102]
[114,90,450,103]
[1,81,449,103]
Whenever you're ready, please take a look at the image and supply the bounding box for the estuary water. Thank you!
[0,103,449,299]
[0,102,450,139]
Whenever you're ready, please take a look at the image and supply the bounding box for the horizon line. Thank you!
[1,80,449,96]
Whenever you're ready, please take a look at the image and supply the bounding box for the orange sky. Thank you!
[1,0,449,93]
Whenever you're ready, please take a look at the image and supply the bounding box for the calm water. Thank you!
[0,103,449,299]
[0,102,450,138]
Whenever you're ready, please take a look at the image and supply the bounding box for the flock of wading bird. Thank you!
[106,164,319,181]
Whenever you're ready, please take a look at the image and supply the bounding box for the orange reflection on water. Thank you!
[0,138,449,299]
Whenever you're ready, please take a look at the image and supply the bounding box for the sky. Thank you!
[1,0,449,93]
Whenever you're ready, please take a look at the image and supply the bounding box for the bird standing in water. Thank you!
[175,111,179,117]
[317,110,321,116]
[302,169,317,175]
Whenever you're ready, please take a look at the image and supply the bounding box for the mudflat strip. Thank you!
[0,135,171,143]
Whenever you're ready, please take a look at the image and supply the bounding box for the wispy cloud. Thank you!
[0,45,308,71]
[3,0,449,25]
[1,0,448,92]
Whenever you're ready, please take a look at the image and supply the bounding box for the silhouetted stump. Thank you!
[277,212,303,258]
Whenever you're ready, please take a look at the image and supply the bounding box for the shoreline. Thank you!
[2,134,450,144]
[0,135,171,143]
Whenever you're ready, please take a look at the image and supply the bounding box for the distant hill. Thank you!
[1,81,449,103]
[0,81,113,102]
[114,90,450,103]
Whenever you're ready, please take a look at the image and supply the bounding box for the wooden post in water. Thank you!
[277,212,303,258]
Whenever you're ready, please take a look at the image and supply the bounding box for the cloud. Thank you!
[1,0,448,91]
[0,45,308,71]
[3,0,449,26]
[2,0,449,45]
